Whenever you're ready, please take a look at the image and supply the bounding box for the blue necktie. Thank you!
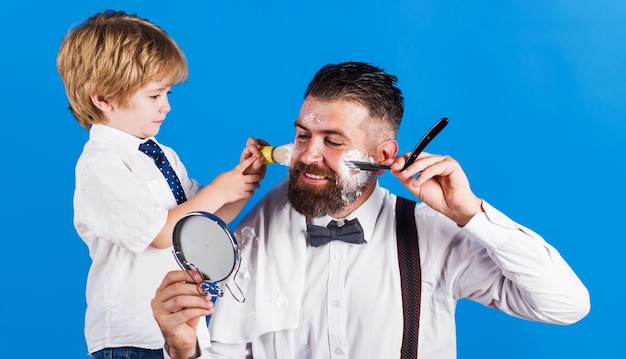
[307,218,365,247]
[139,139,187,205]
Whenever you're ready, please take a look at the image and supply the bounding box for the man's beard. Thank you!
[287,161,372,218]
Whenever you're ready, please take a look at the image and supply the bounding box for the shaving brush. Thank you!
[260,144,293,166]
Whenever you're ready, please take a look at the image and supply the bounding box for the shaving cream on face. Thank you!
[299,100,326,125]
[337,150,374,205]
[301,112,324,125]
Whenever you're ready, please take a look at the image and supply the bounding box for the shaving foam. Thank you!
[338,150,374,204]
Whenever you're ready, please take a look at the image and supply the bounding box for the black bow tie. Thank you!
[307,218,365,247]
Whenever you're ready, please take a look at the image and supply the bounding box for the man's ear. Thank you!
[91,94,113,112]
[376,139,398,162]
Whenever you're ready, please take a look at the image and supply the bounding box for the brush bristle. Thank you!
[271,144,293,166]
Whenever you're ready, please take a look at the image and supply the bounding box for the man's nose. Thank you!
[298,140,324,164]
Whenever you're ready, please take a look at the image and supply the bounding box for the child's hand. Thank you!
[188,138,267,219]
[240,137,268,176]
[210,155,264,203]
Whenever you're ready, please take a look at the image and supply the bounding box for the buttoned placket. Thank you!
[327,239,350,358]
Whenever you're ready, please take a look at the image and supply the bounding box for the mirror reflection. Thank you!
[175,214,237,282]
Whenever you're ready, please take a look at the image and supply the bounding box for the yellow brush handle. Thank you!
[260,146,276,164]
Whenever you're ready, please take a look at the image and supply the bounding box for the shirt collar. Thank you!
[89,124,156,153]
[309,182,385,244]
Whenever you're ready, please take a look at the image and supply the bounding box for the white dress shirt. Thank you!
[74,124,210,353]
[186,178,588,359]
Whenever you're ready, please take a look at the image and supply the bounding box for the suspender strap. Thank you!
[395,196,421,359]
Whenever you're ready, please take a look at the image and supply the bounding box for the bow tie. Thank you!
[307,218,365,247]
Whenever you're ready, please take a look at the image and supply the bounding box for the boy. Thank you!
[57,10,265,358]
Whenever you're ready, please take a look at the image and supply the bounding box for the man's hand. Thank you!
[391,152,483,226]
[152,270,214,359]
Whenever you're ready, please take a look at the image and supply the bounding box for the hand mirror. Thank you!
[172,211,245,302]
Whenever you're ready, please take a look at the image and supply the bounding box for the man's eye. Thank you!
[326,139,342,147]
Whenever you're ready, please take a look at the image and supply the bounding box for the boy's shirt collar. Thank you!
[90,123,157,153]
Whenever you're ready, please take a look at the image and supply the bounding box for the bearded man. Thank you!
[152,61,589,359]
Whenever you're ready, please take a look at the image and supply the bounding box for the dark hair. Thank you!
[304,61,404,137]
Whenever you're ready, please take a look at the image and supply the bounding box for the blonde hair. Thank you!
[57,10,188,130]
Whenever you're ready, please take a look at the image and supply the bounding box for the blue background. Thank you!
[0,1,623,357]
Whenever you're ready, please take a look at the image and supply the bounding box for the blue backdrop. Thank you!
[1,1,623,357]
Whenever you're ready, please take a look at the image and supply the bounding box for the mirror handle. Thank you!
[225,279,246,303]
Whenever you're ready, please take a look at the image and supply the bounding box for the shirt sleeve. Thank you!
[207,342,252,358]
[74,155,168,254]
[451,200,590,324]
[162,341,251,359]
